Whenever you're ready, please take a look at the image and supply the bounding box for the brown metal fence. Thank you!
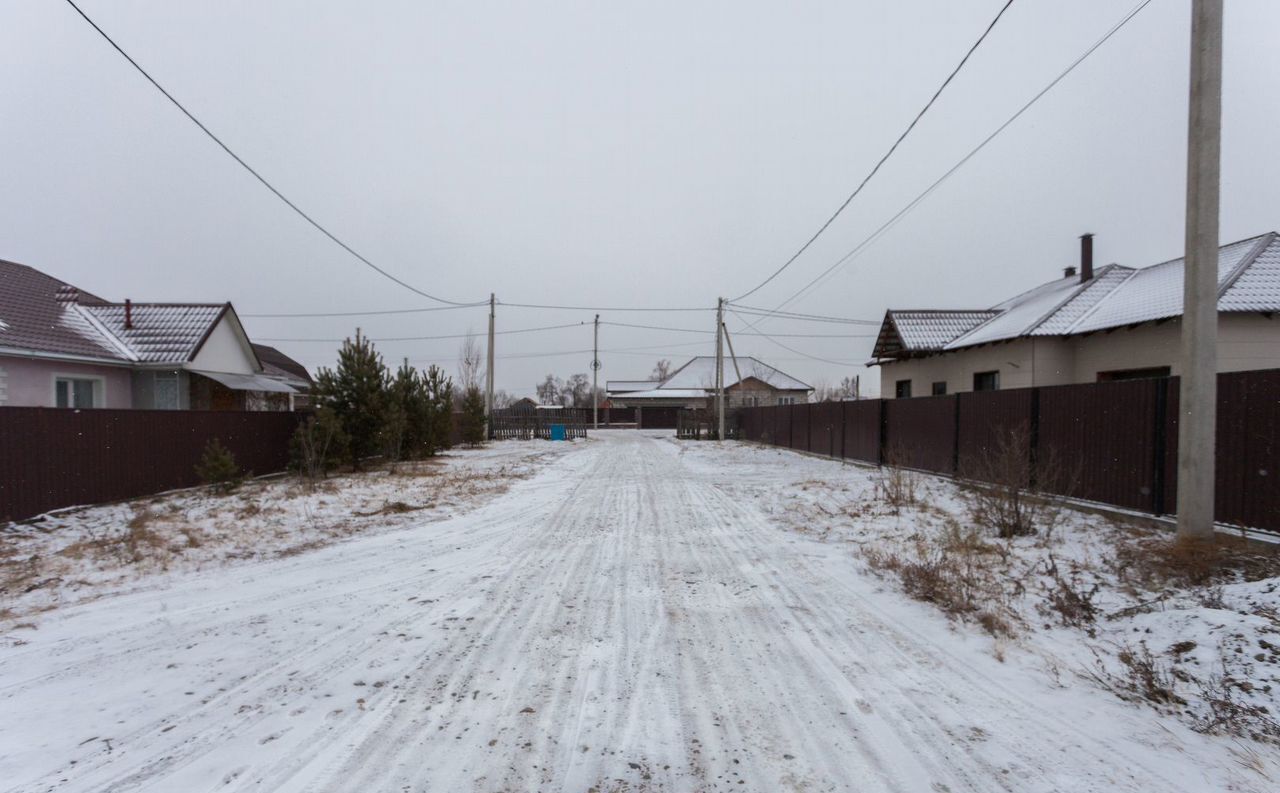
[735,369,1280,534]
[0,408,303,523]
[490,408,590,440]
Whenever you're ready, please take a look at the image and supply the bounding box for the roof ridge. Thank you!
[1139,231,1273,272]
[1024,263,1127,335]
[70,303,138,362]
[1217,231,1277,299]
[1057,266,1140,334]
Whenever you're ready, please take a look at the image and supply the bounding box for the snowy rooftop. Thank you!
[872,232,1280,358]
[660,356,811,391]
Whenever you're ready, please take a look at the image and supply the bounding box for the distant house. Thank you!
[252,344,314,410]
[607,356,812,421]
[0,259,307,410]
[871,233,1280,398]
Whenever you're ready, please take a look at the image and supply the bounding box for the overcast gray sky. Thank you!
[3,0,1278,396]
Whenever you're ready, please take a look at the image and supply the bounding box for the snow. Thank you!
[0,432,1273,792]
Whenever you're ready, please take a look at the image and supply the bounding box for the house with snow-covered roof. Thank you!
[607,355,812,424]
[871,233,1280,398]
[0,258,308,410]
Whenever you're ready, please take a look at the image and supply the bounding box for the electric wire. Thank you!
[732,0,1153,328]
[730,0,1017,302]
[62,0,480,307]
[257,322,587,344]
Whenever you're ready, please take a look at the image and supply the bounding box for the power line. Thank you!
[62,0,479,307]
[258,321,587,344]
[727,306,882,325]
[727,310,863,367]
[730,0,1017,303]
[734,0,1154,326]
[498,301,714,313]
[601,320,876,338]
[241,303,487,319]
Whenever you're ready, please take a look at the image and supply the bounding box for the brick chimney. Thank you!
[124,298,133,330]
[1080,233,1094,282]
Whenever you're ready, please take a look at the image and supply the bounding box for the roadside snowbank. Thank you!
[1,440,576,625]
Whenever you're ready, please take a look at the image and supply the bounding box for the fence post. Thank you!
[877,399,888,465]
[951,395,961,475]
[1029,387,1041,490]
[1152,378,1170,515]
[840,401,847,460]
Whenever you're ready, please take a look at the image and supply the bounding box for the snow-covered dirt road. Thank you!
[0,433,1247,792]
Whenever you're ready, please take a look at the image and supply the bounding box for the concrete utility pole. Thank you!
[592,314,600,431]
[486,293,495,439]
[715,298,726,441]
[1176,0,1223,542]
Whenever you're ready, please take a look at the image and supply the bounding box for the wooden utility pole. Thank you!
[486,293,495,439]
[715,298,725,441]
[592,314,600,431]
[1176,0,1223,541]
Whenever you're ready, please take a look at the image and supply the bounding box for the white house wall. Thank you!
[187,316,258,375]
[880,313,1280,397]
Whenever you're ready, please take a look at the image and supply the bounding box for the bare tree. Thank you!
[491,389,515,409]
[650,359,672,382]
[457,333,483,393]
[536,374,562,405]
[562,373,591,408]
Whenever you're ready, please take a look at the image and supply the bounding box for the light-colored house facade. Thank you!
[607,356,812,410]
[0,259,309,410]
[872,233,1280,398]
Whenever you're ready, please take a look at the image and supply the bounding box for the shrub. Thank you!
[964,424,1077,538]
[290,407,348,480]
[195,438,242,492]
[875,441,919,512]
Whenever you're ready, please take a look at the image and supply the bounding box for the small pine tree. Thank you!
[389,360,430,460]
[313,331,388,469]
[459,385,486,447]
[422,365,455,455]
[196,438,242,492]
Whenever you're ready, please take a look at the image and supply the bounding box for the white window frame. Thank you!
[0,365,7,405]
[52,373,105,409]
[777,396,797,406]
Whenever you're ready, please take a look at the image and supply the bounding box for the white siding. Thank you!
[188,316,258,375]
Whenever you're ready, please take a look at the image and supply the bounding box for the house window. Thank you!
[895,379,912,399]
[777,396,797,406]
[55,377,100,408]
[973,371,1000,392]
[154,371,180,410]
[1097,366,1171,382]
[0,366,7,405]
[931,381,947,396]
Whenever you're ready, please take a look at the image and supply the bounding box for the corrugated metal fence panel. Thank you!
[956,390,1034,479]
[1164,370,1280,529]
[841,400,882,463]
[1038,379,1161,511]
[1223,370,1280,530]
[810,402,839,458]
[884,395,956,474]
[0,408,302,522]
[790,404,811,452]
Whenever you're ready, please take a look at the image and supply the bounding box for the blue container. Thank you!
[550,424,566,441]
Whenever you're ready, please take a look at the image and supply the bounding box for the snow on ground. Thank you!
[0,431,1274,792]
[676,438,1280,759]
[1,440,575,623]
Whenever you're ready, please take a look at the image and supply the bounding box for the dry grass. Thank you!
[862,517,1017,637]
[874,443,920,513]
[1111,531,1280,589]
